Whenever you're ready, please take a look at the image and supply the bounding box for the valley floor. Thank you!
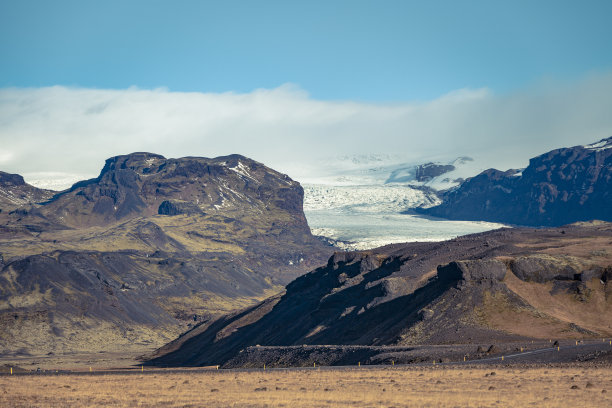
[1,364,611,407]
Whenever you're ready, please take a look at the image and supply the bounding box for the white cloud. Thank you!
[1,73,611,190]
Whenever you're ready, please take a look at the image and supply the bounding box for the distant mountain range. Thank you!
[0,153,332,356]
[419,137,612,226]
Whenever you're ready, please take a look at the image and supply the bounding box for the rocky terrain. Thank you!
[148,222,612,367]
[0,153,332,357]
[419,137,612,226]
[414,162,456,183]
[0,171,55,211]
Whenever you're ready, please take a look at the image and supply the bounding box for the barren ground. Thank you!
[1,364,611,407]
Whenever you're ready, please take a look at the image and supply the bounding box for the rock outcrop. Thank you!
[415,163,456,182]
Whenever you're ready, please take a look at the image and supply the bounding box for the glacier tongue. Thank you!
[303,184,440,213]
[301,154,507,250]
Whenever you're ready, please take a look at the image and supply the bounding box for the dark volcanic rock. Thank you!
[147,223,612,368]
[0,172,26,186]
[418,137,612,226]
[415,163,456,182]
[510,256,580,283]
[438,259,507,288]
[158,200,204,216]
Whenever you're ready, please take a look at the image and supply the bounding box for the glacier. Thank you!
[301,154,507,250]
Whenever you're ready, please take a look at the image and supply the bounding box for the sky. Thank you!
[1,1,612,188]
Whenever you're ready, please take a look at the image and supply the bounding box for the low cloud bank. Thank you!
[1,73,611,189]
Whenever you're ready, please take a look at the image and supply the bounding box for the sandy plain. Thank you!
[0,364,611,407]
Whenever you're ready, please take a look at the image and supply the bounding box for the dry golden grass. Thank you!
[0,365,610,407]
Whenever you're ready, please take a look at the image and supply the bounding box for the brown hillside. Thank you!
[148,222,612,367]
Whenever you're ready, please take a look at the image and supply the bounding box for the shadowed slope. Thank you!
[148,222,612,367]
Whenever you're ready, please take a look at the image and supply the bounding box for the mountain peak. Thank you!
[0,171,26,186]
[0,171,55,209]
[99,152,166,177]
[12,153,304,228]
[420,136,612,226]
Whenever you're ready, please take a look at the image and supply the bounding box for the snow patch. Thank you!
[229,161,259,183]
[584,138,612,151]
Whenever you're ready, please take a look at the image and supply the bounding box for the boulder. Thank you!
[510,256,580,283]
[158,200,204,216]
[437,259,507,286]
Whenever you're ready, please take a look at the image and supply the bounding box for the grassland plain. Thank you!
[0,365,611,407]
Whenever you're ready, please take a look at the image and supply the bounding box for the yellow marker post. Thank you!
[392,360,394,366]
[575,340,578,346]
[264,364,266,371]
[10,367,12,375]
[557,346,560,351]
[313,362,316,368]
[358,362,360,367]
[141,365,143,373]
[501,356,504,361]
[463,356,466,362]
[89,367,92,372]
[520,347,523,352]
[216,365,219,370]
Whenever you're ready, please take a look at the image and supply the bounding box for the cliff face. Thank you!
[148,222,612,367]
[0,153,332,356]
[419,137,612,226]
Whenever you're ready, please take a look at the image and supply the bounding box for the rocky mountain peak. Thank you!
[0,171,55,210]
[99,152,166,177]
[6,153,307,231]
[0,171,26,186]
[419,137,612,226]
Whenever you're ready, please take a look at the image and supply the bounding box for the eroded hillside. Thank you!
[0,153,332,356]
[148,222,612,367]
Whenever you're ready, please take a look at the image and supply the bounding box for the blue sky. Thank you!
[1,1,612,187]
[2,0,611,101]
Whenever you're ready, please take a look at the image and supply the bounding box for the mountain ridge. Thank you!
[0,152,332,357]
[418,137,612,226]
